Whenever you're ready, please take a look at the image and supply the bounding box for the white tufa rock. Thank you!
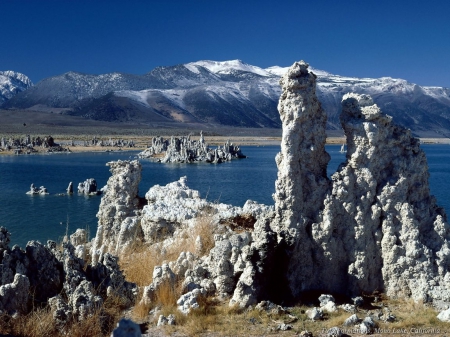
[141,176,272,244]
[177,288,206,314]
[359,316,376,334]
[322,301,337,313]
[157,314,176,326]
[77,178,99,195]
[318,294,335,306]
[0,274,30,314]
[315,92,450,301]
[305,307,323,321]
[339,303,356,312]
[272,60,331,297]
[91,160,142,263]
[343,314,360,326]
[268,61,450,303]
[437,308,450,322]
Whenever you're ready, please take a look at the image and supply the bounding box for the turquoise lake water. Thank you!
[0,145,449,247]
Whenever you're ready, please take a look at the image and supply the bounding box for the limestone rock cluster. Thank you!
[140,176,269,243]
[268,61,450,304]
[26,183,49,195]
[77,178,101,195]
[91,160,142,264]
[90,161,272,260]
[0,227,136,319]
[137,132,246,163]
[1,135,44,150]
[84,137,135,148]
[0,135,70,154]
[0,134,135,154]
[317,92,450,302]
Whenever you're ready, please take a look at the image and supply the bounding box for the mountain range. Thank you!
[2,60,450,137]
[0,71,33,104]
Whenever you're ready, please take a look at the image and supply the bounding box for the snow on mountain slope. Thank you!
[187,60,271,77]
[85,61,450,130]
[0,71,33,103]
[116,88,188,110]
[265,65,332,77]
[4,60,450,134]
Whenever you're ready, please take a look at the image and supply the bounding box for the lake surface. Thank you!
[1,144,449,247]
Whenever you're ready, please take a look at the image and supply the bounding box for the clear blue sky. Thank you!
[1,0,449,87]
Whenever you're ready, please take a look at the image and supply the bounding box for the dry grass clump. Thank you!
[0,305,119,337]
[120,242,160,287]
[120,210,218,323]
[181,211,217,256]
[0,307,56,337]
[155,280,181,308]
[382,299,447,331]
[220,213,257,232]
[120,211,217,288]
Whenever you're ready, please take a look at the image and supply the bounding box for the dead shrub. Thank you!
[155,279,181,308]
[0,307,56,337]
[220,213,256,232]
[119,242,159,287]
[132,296,152,321]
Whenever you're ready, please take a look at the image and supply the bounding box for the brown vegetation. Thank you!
[0,303,121,337]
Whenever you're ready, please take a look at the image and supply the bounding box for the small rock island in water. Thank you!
[137,131,246,163]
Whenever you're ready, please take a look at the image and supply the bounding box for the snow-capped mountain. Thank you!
[3,60,450,135]
[0,71,33,104]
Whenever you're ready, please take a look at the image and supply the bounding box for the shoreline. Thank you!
[1,136,449,156]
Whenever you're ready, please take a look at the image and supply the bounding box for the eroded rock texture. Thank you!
[91,160,142,264]
[138,132,246,163]
[140,176,270,243]
[230,61,450,304]
[272,61,331,298]
[273,60,330,230]
[272,62,450,302]
[316,93,450,301]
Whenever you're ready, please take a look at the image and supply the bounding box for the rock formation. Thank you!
[88,136,135,148]
[0,135,70,154]
[88,61,450,311]
[315,93,450,301]
[91,160,142,264]
[268,61,450,303]
[0,274,30,314]
[153,61,450,307]
[26,183,49,195]
[67,182,73,194]
[273,60,330,229]
[138,132,246,163]
[140,176,269,243]
[91,163,272,260]
[270,60,332,300]
[78,178,100,195]
[0,230,136,321]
